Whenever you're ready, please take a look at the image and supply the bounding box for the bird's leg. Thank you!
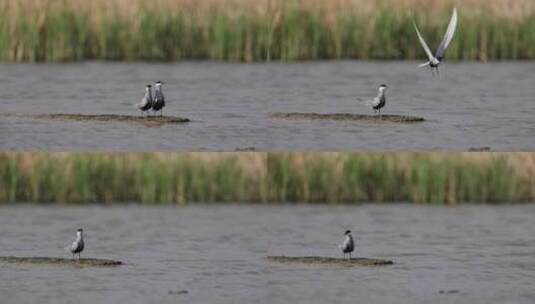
[349,252,351,260]
[436,67,440,76]
[430,67,435,77]
[72,253,75,260]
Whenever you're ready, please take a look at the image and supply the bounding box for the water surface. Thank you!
[1,204,534,304]
[1,61,534,150]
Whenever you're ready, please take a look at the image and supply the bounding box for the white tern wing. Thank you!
[412,19,435,62]
[435,7,458,59]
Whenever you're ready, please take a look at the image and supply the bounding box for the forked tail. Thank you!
[418,61,430,68]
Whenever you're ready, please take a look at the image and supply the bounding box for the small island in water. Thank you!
[270,112,425,123]
[0,256,123,267]
[266,256,393,266]
[1,113,190,127]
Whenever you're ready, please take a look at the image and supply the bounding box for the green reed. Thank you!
[0,3,533,62]
[1,153,534,204]
[266,153,535,204]
[0,153,267,204]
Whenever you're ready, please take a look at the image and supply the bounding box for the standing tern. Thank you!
[338,230,354,260]
[151,81,166,116]
[413,7,458,76]
[66,228,84,260]
[360,84,388,116]
[135,84,153,116]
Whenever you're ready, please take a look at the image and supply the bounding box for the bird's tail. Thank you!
[418,61,430,68]
[364,99,375,107]
[356,98,371,105]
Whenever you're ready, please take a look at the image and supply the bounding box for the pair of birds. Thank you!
[65,228,355,260]
[361,7,458,115]
[65,228,354,261]
[135,81,166,116]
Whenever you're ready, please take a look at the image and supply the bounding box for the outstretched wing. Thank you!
[412,19,435,62]
[435,7,458,59]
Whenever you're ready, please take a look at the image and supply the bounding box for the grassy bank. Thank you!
[267,153,535,204]
[0,153,268,204]
[0,0,533,62]
[0,153,534,204]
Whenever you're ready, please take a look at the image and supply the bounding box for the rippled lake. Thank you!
[1,61,534,150]
[1,204,534,304]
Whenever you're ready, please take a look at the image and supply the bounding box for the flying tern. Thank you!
[413,7,458,76]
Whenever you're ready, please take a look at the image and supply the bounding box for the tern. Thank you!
[66,228,84,260]
[361,84,388,116]
[151,81,166,116]
[413,7,458,76]
[135,84,153,116]
[338,230,354,260]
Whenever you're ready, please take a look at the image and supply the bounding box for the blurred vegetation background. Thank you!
[0,0,533,62]
[1,152,534,204]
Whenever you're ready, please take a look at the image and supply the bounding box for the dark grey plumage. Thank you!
[136,85,153,115]
[338,230,354,260]
[67,228,84,260]
[151,81,165,116]
[363,84,388,116]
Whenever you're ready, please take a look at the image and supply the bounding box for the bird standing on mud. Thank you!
[151,81,165,116]
[361,84,388,116]
[338,230,354,260]
[66,228,84,260]
[413,7,458,76]
[135,84,153,116]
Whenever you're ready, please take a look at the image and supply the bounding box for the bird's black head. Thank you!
[155,81,164,85]
[344,230,351,235]
[379,84,388,88]
[146,84,152,88]
[77,228,83,232]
